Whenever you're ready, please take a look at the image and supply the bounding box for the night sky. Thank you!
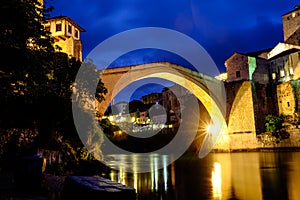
[48,0,299,101]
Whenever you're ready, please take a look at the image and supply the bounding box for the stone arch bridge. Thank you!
[97,62,232,150]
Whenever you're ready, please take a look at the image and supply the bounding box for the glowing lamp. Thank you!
[206,124,219,134]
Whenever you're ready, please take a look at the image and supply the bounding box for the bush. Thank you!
[265,115,283,133]
[259,115,290,145]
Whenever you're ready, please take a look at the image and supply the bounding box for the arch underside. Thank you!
[99,63,227,140]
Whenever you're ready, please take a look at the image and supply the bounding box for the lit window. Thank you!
[280,70,285,77]
[289,68,294,75]
[56,24,62,32]
[45,26,50,32]
[236,71,241,78]
[292,12,296,18]
[272,73,276,80]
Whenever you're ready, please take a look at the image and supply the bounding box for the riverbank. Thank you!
[210,128,300,152]
[211,146,300,153]
[0,173,65,200]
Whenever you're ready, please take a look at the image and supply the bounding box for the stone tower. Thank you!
[39,0,85,61]
[43,16,85,61]
[282,5,300,42]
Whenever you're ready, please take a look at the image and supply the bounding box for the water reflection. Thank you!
[106,152,300,200]
[108,154,176,199]
[259,152,300,200]
[287,153,300,200]
[212,162,222,199]
[213,153,263,200]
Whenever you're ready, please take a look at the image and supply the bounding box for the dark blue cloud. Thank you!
[48,0,299,73]
[201,15,283,71]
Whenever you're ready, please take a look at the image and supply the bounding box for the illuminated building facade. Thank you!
[282,5,300,42]
[39,0,85,61]
[43,16,85,61]
[224,5,300,134]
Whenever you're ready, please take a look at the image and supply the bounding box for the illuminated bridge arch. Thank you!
[98,62,228,147]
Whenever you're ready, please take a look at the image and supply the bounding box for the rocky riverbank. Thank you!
[0,173,66,200]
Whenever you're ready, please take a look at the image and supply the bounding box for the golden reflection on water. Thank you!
[287,153,300,200]
[108,152,300,199]
[211,152,300,200]
[109,154,174,193]
[212,162,222,199]
[212,153,263,200]
[170,162,176,189]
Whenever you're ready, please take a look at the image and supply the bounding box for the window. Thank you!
[287,102,290,107]
[75,30,79,38]
[68,25,72,34]
[56,24,62,32]
[45,26,50,32]
[236,71,241,78]
[272,73,276,80]
[280,70,285,77]
[290,67,294,75]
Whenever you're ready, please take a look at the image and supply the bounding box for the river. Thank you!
[106,152,300,200]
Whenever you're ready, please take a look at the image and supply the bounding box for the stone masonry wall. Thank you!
[228,133,258,150]
[226,81,256,134]
[252,58,269,84]
[277,81,296,116]
[282,8,300,41]
[251,57,273,133]
[285,28,300,45]
[225,53,249,82]
[251,82,271,133]
[292,79,300,112]
[214,128,300,151]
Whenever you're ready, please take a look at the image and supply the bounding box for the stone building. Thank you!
[224,5,300,135]
[282,5,300,42]
[162,85,188,125]
[268,6,300,116]
[141,93,162,105]
[267,43,300,115]
[43,16,85,61]
[225,51,271,134]
[39,0,85,61]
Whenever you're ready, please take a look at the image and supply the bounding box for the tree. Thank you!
[0,0,54,100]
[263,114,289,141]
[36,55,107,149]
[0,0,108,164]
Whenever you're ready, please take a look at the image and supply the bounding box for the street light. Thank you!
[131,117,136,123]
